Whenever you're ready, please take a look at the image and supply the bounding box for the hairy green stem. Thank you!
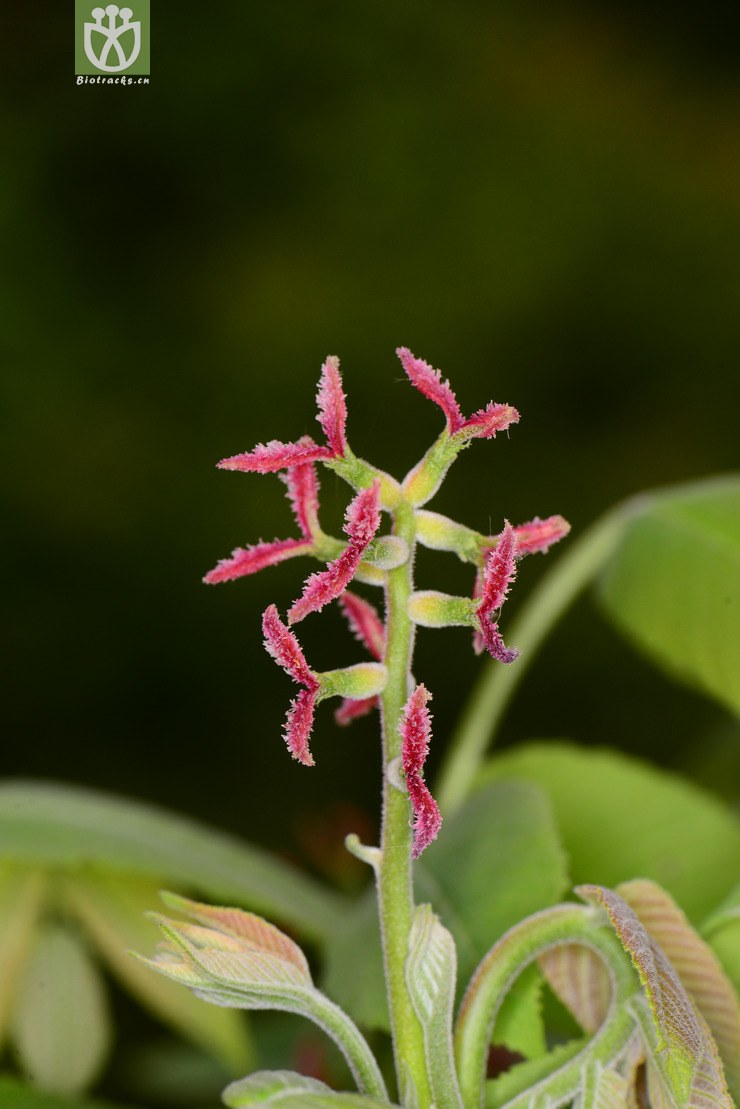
[454,904,639,1108]
[436,508,627,815]
[376,500,432,1109]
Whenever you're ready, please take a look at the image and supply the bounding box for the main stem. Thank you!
[377,499,432,1108]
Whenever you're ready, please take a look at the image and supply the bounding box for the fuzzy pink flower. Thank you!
[288,481,382,624]
[262,604,320,765]
[396,347,520,442]
[203,456,321,585]
[217,359,348,474]
[474,521,520,663]
[400,684,441,859]
[334,591,385,726]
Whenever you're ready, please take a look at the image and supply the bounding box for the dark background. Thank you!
[3,1,740,867]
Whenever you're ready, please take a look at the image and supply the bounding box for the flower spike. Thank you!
[203,454,321,585]
[262,604,320,765]
[316,356,348,458]
[474,521,520,662]
[400,684,441,859]
[397,347,520,443]
[288,481,382,624]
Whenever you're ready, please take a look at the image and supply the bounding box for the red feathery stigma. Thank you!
[285,688,318,766]
[479,521,517,614]
[334,696,378,727]
[512,514,570,556]
[316,356,348,458]
[456,402,520,441]
[344,479,382,546]
[288,481,382,624]
[218,438,332,474]
[262,604,318,690]
[262,605,320,766]
[475,522,519,664]
[397,347,464,433]
[400,684,442,859]
[281,452,321,540]
[339,591,385,660]
[398,347,520,445]
[204,538,312,585]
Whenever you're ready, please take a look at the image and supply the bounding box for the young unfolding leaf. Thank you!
[136,900,387,1101]
[576,1059,632,1108]
[578,884,733,1106]
[617,878,740,1097]
[223,1069,397,1109]
[405,906,463,1109]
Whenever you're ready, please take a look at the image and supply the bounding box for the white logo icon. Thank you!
[84,5,141,73]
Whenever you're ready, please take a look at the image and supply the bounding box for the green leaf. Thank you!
[493,963,546,1059]
[0,1077,139,1109]
[417,781,569,986]
[10,924,110,1096]
[63,874,253,1073]
[0,781,345,942]
[323,781,568,1032]
[478,742,740,922]
[405,905,463,1109]
[597,475,740,715]
[223,1070,397,1108]
[321,892,387,1030]
[0,867,46,1041]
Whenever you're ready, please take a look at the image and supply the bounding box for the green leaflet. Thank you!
[0,781,345,942]
[322,781,568,1033]
[478,742,740,922]
[405,906,463,1109]
[0,866,46,1042]
[223,1070,397,1108]
[0,1077,140,1109]
[63,874,253,1074]
[596,475,740,717]
[10,924,110,1096]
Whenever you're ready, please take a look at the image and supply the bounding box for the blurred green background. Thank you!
[3,0,740,868]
